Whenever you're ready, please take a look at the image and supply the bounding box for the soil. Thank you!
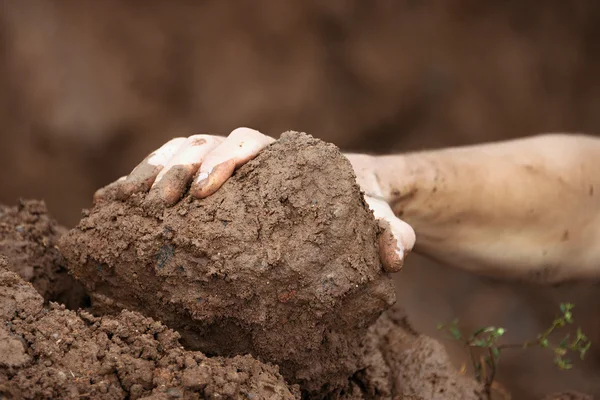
[347,307,485,400]
[0,200,88,309]
[59,132,396,396]
[0,258,300,400]
[0,256,485,400]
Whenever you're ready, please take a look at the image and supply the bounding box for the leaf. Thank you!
[470,326,487,339]
[564,311,573,324]
[555,356,573,370]
[576,328,588,342]
[559,334,570,349]
[491,347,501,359]
[560,303,574,313]
[449,320,462,340]
[553,318,565,328]
[580,342,591,360]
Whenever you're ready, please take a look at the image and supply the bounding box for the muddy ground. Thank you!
[1,197,484,399]
[1,2,600,398]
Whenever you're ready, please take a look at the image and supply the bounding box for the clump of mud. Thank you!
[340,306,485,399]
[0,260,299,399]
[0,200,87,308]
[60,132,396,395]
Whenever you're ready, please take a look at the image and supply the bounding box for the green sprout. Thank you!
[437,303,591,398]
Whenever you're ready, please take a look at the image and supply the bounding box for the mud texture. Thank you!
[0,260,299,399]
[340,306,485,400]
[0,200,88,309]
[60,132,396,395]
[0,253,483,400]
[0,198,558,399]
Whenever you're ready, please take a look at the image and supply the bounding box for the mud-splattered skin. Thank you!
[61,132,397,396]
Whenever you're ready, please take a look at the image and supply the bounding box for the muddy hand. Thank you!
[365,196,415,272]
[93,127,275,206]
[344,153,416,272]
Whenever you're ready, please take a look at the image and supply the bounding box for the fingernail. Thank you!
[192,172,212,197]
[195,172,210,191]
[197,172,209,182]
[394,247,404,261]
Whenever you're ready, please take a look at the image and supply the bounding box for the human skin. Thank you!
[94,129,600,284]
[348,133,600,284]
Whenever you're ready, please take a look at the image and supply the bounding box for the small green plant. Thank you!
[437,303,591,397]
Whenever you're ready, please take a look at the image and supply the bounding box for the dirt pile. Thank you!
[345,307,485,400]
[0,200,87,309]
[60,132,397,395]
[0,254,485,400]
[0,259,300,399]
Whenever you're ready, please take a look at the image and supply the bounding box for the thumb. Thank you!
[364,196,416,272]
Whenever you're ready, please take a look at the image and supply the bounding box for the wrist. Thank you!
[372,154,422,210]
[344,153,386,199]
[344,152,433,216]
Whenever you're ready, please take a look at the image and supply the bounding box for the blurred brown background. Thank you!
[1,1,600,398]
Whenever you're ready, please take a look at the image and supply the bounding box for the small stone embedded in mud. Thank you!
[60,131,397,395]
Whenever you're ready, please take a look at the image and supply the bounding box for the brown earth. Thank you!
[59,132,396,396]
[0,200,88,309]
[0,257,300,400]
[0,256,485,400]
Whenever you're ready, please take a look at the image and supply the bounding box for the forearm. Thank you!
[373,134,600,283]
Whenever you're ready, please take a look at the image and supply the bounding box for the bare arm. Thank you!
[347,134,600,284]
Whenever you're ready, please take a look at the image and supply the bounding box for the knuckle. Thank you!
[229,127,264,140]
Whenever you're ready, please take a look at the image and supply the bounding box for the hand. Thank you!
[345,153,416,272]
[93,127,275,206]
[93,127,415,272]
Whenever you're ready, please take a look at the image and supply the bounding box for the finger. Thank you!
[364,196,416,272]
[190,127,275,198]
[93,176,127,205]
[116,137,187,200]
[146,135,223,206]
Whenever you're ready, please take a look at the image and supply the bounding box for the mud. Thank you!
[0,260,300,399]
[0,254,485,400]
[344,306,485,400]
[0,200,88,309]
[60,132,396,395]
[0,192,565,399]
